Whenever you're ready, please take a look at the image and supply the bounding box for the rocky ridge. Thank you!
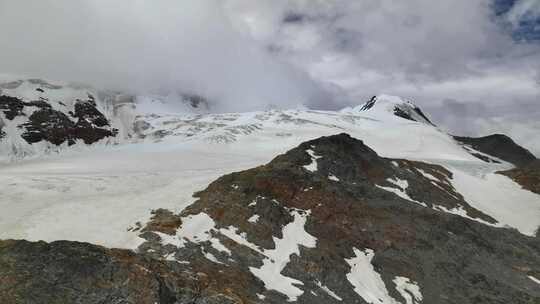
[454,134,537,167]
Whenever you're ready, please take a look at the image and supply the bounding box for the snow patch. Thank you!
[448,167,540,236]
[204,252,224,264]
[528,275,540,285]
[328,174,340,182]
[248,214,260,223]
[345,248,400,304]
[303,147,322,173]
[167,213,232,257]
[219,226,263,254]
[315,280,343,301]
[249,209,317,302]
[393,276,423,304]
[433,205,497,227]
[416,169,440,183]
[388,177,409,190]
[155,231,184,248]
[376,178,427,207]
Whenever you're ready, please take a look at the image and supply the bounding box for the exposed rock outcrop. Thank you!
[0,239,241,304]
[454,134,537,167]
[0,95,25,120]
[0,94,117,146]
[499,159,540,195]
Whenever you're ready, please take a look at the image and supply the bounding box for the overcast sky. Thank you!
[0,0,539,154]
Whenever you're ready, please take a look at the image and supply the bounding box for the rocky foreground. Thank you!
[1,134,539,304]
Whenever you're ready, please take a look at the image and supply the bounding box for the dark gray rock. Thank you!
[16,96,117,146]
[0,95,25,120]
[454,134,537,167]
[21,107,78,145]
[0,118,5,139]
[0,239,243,304]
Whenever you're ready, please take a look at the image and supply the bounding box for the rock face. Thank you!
[0,118,5,139]
[454,134,537,167]
[0,240,241,304]
[0,95,26,120]
[1,134,539,304]
[0,94,117,146]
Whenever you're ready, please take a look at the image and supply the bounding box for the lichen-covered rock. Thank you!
[499,160,540,195]
[0,239,243,304]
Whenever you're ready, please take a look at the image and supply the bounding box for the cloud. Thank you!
[425,98,540,157]
[0,0,330,111]
[506,0,540,26]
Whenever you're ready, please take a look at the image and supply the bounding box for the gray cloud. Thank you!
[0,0,539,150]
[0,0,330,111]
[425,99,540,156]
[506,0,540,26]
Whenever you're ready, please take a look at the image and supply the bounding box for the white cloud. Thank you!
[0,0,327,111]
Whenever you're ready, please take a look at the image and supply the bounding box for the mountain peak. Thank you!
[351,94,434,125]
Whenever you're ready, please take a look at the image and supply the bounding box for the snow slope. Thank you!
[1,80,539,248]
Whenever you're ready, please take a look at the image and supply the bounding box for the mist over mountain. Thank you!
[0,2,538,126]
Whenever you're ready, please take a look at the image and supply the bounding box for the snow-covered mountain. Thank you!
[0,77,539,303]
[0,78,209,161]
[341,94,435,125]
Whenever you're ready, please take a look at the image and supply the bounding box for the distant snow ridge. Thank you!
[1,77,445,164]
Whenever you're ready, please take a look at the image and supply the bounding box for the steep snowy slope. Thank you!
[0,77,209,161]
[0,78,539,250]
